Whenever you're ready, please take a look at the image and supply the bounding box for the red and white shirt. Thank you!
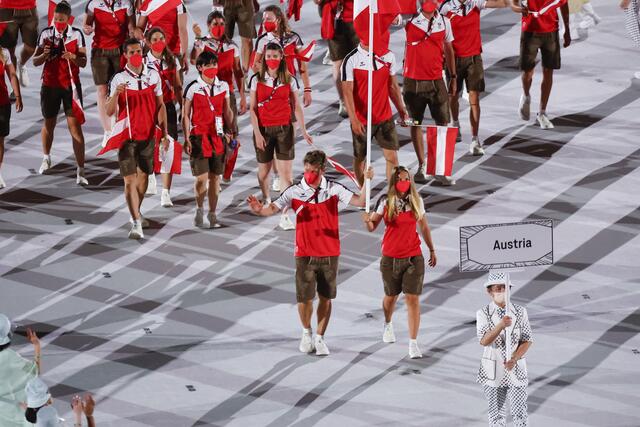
[341,45,399,125]
[194,37,239,90]
[109,64,162,141]
[375,195,425,259]
[249,73,300,127]
[440,0,484,58]
[0,0,36,9]
[274,176,354,257]
[522,0,566,33]
[141,4,185,54]
[86,0,133,50]
[0,48,12,106]
[184,76,230,156]
[145,50,181,104]
[37,25,86,88]
[404,12,454,81]
[255,31,303,76]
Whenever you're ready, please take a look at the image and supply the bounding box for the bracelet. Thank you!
[304,87,312,93]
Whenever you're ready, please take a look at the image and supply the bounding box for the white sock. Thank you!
[77,167,84,176]
[132,218,140,227]
[162,188,170,195]
[316,334,323,340]
[303,328,312,334]
[539,110,546,115]
[409,339,418,345]
[44,154,51,162]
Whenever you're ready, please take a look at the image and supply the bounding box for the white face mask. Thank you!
[492,291,505,305]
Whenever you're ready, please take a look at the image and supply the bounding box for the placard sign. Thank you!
[459,220,553,272]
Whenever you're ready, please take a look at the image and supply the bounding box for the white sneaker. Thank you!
[207,212,221,229]
[194,208,205,228]
[139,216,150,229]
[76,174,88,186]
[536,112,555,129]
[17,63,30,87]
[338,101,349,118]
[382,322,396,343]
[39,157,51,174]
[161,189,173,207]
[299,329,314,353]
[469,138,485,156]
[436,175,456,186]
[0,173,5,189]
[128,221,144,240]
[279,213,295,230]
[409,341,423,359]
[271,175,281,192]
[413,163,428,183]
[519,94,531,121]
[314,336,330,356]
[146,174,157,195]
[322,50,332,65]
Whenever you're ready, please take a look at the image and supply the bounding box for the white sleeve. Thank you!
[152,71,163,97]
[256,36,268,54]
[476,309,491,343]
[177,4,186,15]
[184,82,195,101]
[444,17,455,43]
[249,74,259,92]
[126,0,134,16]
[273,187,294,210]
[375,196,386,215]
[3,49,11,65]
[340,56,354,82]
[475,0,487,10]
[175,57,182,71]
[232,43,240,58]
[86,0,95,14]
[109,74,121,96]
[331,183,355,207]
[290,77,300,92]
[222,81,230,98]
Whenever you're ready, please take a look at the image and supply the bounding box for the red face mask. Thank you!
[395,180,411,193]
[422,1,437,12]
[129,53,143,68]
[150,40,166,53]
[263,21,277,33]
[304,171,319,185]
[211,25,225,39]
[54,21,67,33]
[202,66,218,79]
[265,58,281,70]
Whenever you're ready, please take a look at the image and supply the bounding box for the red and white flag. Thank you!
[140,0,184,24]
[426,126,457,177]
[296,40,316,62]
[70,81,85,124]
[153,128,182,174]
[327,156,360,188]
[353,0,400,55]
[48,0,75,26]
[98,117,130,155]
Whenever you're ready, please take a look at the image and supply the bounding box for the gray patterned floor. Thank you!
[1,1,640,426]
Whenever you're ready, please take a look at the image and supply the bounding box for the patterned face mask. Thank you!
[492,292,505,305]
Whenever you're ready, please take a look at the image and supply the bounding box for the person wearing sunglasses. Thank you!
[361,165,437,359]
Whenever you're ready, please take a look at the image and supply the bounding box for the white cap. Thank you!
[35,406,61,427]
[0,313,11,345]
[25,378,51,408]
[484,271,512,288]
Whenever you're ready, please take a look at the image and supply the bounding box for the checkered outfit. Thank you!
[625,0,640,47]
[476,302,533,426]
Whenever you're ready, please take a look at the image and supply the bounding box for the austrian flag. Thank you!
[353,0,401,55]
[140,0,184,24]
[98,117,130,155]
[426,126,457,177]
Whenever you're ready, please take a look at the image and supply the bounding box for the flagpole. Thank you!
[364,0,375,213]
[505,271,512,361]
